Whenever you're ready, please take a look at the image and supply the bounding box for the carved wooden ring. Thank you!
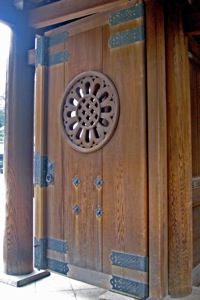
[61,71,120,153]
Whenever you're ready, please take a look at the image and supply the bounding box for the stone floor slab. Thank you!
[99,291,137,300]
[0,269,50,287]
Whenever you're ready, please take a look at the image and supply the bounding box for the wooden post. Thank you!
[166,1,193,298]
[146,1,168,299]
[3,22,35,275]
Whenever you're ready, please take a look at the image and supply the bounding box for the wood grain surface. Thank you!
[146,1,168,298]
[166,2,193,297]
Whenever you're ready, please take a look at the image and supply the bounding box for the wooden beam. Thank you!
[166,1,193,298]
[188,37,200,64]
[3,23,35,275]
[29,0,137,29]
[0,0,21,25]
[186,13,200,36]
[188,36,200,57]
[187,0,200,11]
[146,1,168,298]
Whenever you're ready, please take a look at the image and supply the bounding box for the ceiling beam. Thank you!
[0,2,23,25]
[29,0,137,29]
[186,12,200,36]
[188,37,200,64]
[187,0,200,11]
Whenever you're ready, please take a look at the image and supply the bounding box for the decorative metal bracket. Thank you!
[73,204,81,215]
[36,31,69,67]
[46,258,69,275]
[94,176,104,189]
[33,152,47,187]
[73,175,81,188]
[110,251,148,272]
[109,3,144,26]
[109,26,145,49]
[110,276,149,299]
[33,152,54,187]
[95,206,103,219]
[34,237,69,275]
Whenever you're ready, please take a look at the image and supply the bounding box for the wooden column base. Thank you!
[0,269,50,287]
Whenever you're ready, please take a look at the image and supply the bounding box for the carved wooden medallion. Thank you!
[61,71,120,153]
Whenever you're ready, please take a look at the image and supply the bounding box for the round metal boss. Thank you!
[61,71,120,153]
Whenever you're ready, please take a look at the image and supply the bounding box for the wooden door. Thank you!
[34,2,148,299]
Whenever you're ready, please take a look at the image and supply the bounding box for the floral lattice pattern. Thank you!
[61,71,120,152]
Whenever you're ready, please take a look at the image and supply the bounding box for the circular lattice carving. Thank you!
[61,71,120,153]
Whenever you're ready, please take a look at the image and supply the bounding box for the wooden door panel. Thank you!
[62,27,103,271]
[102,19,147,276]
[35,2,149,297]
[46,42,65,244]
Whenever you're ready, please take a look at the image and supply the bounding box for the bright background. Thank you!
[0,22,11,266]
[0,22,11,97]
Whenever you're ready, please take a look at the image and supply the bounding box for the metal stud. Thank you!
[73,204,81,215]
[95,206,103,219]
[94,176,103,189]
[73,175,81,188]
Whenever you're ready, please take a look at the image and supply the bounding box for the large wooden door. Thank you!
[34,2,148,299]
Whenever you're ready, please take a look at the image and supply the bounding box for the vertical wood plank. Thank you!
[62,27,103,271]
[166,1,193,297]
[4,25,35,275]
[34,65,47,240]
[45,42,65,245]
[190,60,199,177]
[145,1,168,298]
[102,10,148,277]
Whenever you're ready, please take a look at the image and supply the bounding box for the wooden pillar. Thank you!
[166,1,193,298]
[146,1,168,299]
[3,21,35,275]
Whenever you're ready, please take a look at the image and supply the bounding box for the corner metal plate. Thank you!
[110,251,148,272]
[109,4,144,26]
[34,238,47,270]
[34,237,68,272]
[46,258,69,275]
[48,31,69,47]
[36,37,48,67]
[36,32,69,66]
[46,238,68,253]
[48,50,69,66]
[33,152,48,187]
[33,152,54,187]
[109,26,145,49]
[110,276,149,299]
